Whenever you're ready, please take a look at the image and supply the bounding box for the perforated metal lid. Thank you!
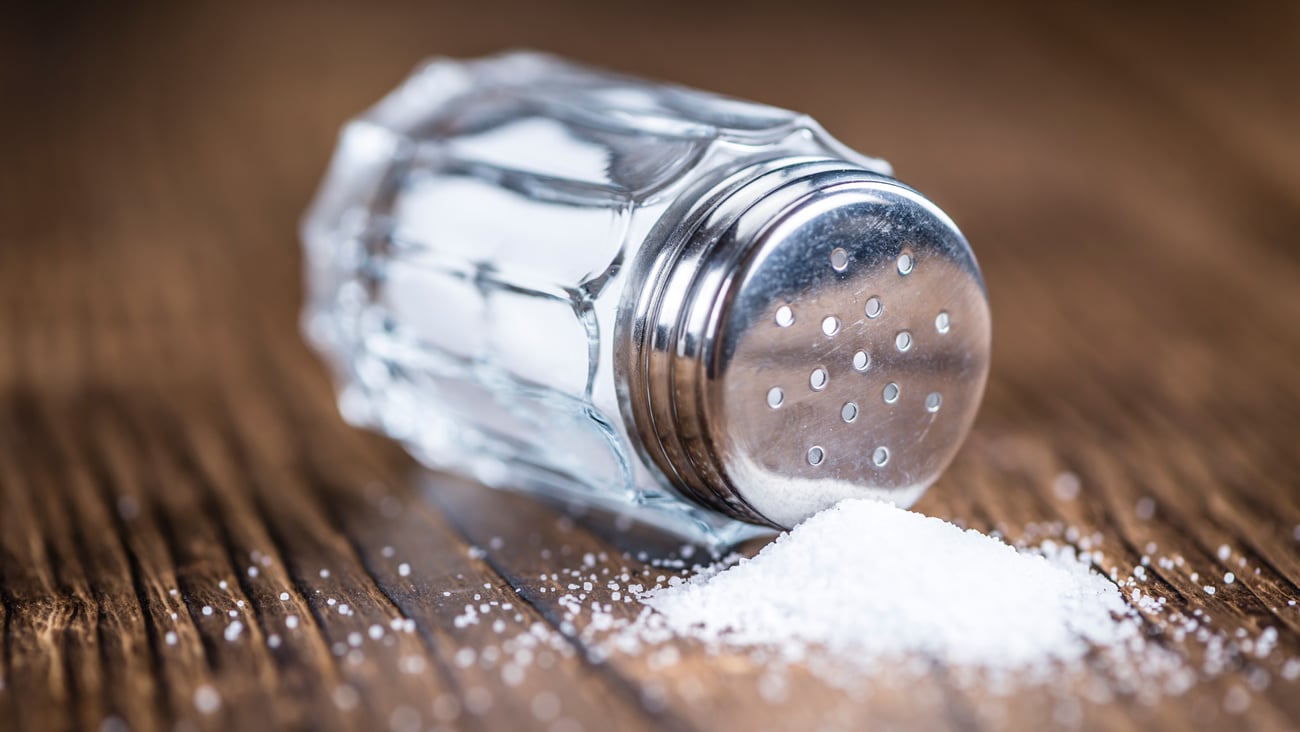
[618,159,990,529]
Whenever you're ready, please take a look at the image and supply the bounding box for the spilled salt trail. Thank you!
[637,498,1141,671]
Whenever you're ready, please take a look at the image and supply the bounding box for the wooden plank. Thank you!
[2,1,1300,730]
[1047,3,1300,199]
[39,402,161,732]
[0,402,79,732]
[251,327,674,731]
[425,473,982,731]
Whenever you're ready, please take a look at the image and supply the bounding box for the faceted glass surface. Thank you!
[302,52,887,543]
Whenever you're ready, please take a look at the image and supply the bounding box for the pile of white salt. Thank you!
[630,498,1144,673]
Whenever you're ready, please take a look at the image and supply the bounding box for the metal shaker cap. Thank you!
[618,157,991,529]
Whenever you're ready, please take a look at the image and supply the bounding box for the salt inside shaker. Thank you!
[302,51,991,544]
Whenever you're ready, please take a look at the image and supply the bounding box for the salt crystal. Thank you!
[1134,497,1156,521]
[193,685,221,714]
[1217,544,1231,561]
[201,606,213,616]
[531,691,561,722]
[399,563,411,577]
[1052,472,1080,501]
[432,694,461,722]
[1204,586,1216,595]
[279,591,290,601]
[635,499,1141,673]
[464,687,493,715]
[332,684,359,711]
[1282,658,1300,681]
[286,615,300,629]
[1224,685,1250,714]
[1224,572,1235,584]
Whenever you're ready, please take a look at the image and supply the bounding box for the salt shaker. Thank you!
[302,51,991,544]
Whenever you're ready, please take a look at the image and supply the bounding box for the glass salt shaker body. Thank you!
[303,52,991,544]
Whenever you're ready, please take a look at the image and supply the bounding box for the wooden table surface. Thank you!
[3,2,1299,730]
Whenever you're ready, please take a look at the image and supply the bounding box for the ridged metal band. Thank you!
[616,156,881,525]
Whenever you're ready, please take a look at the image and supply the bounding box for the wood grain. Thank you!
[1,1,1298,730]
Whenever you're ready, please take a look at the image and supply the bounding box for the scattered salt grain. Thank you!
[1052,472,1080,501]
[286,615,300,629]
[201,606,213,616]
[389,704,422,732]
[1224,685,1250,714]
[320,569,330,578]
[332,684,359,711]
[463,687,493,715]
[531,691,561,722]
[1224,572,1235,584]
[164,631,177,646]
[1135,497,1156,521]
[1217,544,1231,561]
[399,562,411,577]
[193,685,220,714]
[279,591,290,601]
[431,694,461,722]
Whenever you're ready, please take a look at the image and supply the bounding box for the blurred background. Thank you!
[1,1,1299,730]
[4,0,1298,419]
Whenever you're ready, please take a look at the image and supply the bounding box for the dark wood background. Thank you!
[3,1,1299,730]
